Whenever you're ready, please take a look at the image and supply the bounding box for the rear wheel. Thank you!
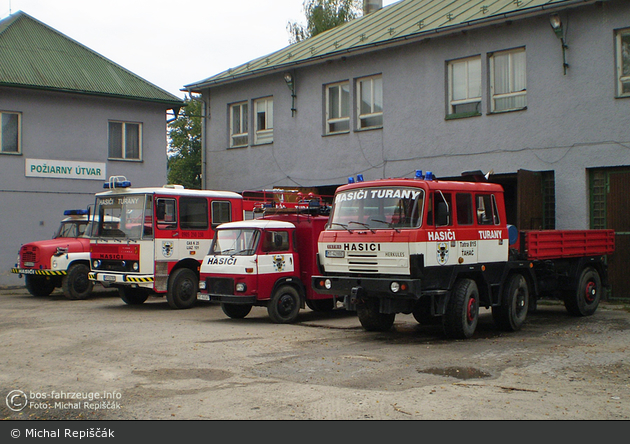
[564,267,601,317]
[492,273,529,331]
[166,268,198,309]
[268,285,301,324]
[356,298,395,332]
[119,286,150,305]
[62,263,93,300]
[25,275,56,297]
[221,303,252,319]
[443,279,479,339]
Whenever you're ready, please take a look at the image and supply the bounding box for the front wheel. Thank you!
[166,268,198,309]
[25,275,56,297]
[119,286,150,305]
[306,298,336,312]
[268,285,301,324]
[564,267,602,317]
[443,278,479,339]
[356,298,395,332]
[221,303,252,319]
[62,263,93,300]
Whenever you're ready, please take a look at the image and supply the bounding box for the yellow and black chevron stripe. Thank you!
[125,276,154,283]
[11,268,66,276]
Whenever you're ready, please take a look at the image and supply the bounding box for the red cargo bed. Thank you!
[523,230,615,260]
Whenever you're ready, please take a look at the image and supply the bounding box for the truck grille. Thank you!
[347,253,379,273]
[20,246,38,265]
[207,277,234,295]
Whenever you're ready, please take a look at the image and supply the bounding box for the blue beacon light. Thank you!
[415,170,424,180]
[348,177,355,184]
[357,174,364,182]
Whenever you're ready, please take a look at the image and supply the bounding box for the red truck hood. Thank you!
[18,237,91,269]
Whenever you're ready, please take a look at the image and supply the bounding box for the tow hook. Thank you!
[350,286,365,305]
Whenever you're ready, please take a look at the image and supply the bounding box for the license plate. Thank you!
[197,294,210,301]
[103,275,116,282]
[24,262,35,267]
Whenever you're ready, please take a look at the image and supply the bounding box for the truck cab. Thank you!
[12,209,96,299]
[198,211,333,323]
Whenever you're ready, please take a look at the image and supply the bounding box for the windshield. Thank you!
[93,194,152,239]
[54,221,88,239]
[330,186,425,230]
[211,228,260,256]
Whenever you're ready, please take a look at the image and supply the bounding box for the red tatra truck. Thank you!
[197,204,335,323]
[12,209,101,299]
[312,171,615,338]
[87,176,244,308]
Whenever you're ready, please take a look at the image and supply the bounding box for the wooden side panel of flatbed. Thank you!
[523,230,615,260]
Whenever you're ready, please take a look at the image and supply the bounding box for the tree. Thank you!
[287,0,362,44]
[167,97,202,189]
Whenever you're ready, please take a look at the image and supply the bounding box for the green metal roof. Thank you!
[186,0,598,90]
[0,11,183,107]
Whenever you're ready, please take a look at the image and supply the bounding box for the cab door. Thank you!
[256,229,296,300]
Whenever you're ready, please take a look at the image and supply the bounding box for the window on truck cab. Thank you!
[211,201,232,229]
[156,198,177,229]
[180,197,209,230]
[475,194,500,225]
[427,192,453,227]
[456,193,474,225]
[261,231,290,253]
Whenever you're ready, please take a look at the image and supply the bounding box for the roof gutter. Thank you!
[185,0,602,92]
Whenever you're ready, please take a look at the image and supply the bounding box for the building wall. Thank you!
[0,87,170,287]
[201,1,629,231]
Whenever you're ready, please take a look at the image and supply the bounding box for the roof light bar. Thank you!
[63,209,89,216]
[104,176,131,189]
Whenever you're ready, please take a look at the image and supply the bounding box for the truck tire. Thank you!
[492,273,529,331]
[268,285,301,324]
[443,278,479,339]
[166,268,198,309]
[221,303,252,319]
[356,298,395,332]
[564,267,601,317]
[306,298,336,312]
[119,286,150,305]
[25,275,56,297]
[62,263,93,300]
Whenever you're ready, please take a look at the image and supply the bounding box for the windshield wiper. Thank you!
[330,222,353,233]
[348,221,376,233]
[371,219,401,233]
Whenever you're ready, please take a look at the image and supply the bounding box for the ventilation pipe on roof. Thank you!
[363,0,382,15]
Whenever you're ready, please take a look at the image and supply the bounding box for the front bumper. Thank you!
[312,275,421,300]
[11,268,66,276]
[88,272,154,284]
[198,293,257,304]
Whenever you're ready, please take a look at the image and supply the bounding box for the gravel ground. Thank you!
[1,286,629,421]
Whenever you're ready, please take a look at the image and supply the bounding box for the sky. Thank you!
[2,0,399,100]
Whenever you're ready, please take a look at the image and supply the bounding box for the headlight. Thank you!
[92,260,101,269]
[324,279,332,290]
[199,281,206,290]
[325,250,345,258]
[390,282,400,293]
[52,259,58,269]
[132,262,139,271]
[236,283,247,292]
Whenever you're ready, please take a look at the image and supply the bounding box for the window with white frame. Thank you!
[447,56,482,117]
[229,102,248,147]
[254,97,273,144]
[108,121,142,160]
[325,81,350,134]
[1,111,20,154]
[357,75,383,129]
[490,48,527,112]
[616,28,630,97]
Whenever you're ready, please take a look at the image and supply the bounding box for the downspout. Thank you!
[201,93,208,190]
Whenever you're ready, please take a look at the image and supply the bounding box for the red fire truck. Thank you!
[88,176,244,308]
[12,208,103,299]
[197,203,334,323]
[312,171,615,338]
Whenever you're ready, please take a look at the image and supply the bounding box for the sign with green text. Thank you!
[25,159,106,180]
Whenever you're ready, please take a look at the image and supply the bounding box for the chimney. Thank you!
[363,0,382,15]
